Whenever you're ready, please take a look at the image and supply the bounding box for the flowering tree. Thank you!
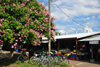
[0,0,58,55]
[0,0,57,57]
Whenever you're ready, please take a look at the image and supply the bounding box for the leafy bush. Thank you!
[0,0,58,48]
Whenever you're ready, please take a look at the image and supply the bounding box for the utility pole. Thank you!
[48,0,51,56]
[48,0,51,67]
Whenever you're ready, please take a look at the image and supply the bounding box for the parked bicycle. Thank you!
[30,52,49,67]
[17,50,29,62]
[30,53,41,65]
[30,52,65,67]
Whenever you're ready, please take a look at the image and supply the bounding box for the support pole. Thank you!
[48,0,51,67]
[76,39,78,57]
[58,40,60,51]
[91,45,93,59]
[48,0,51,56]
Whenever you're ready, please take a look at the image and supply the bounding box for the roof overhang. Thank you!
[79,35,100,41]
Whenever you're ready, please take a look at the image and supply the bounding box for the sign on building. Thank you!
[89,41,99,44]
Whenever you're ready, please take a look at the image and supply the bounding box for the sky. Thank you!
[38,0,100,35]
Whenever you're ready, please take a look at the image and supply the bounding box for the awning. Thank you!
[79,35,100,41]
[41,41,48,43]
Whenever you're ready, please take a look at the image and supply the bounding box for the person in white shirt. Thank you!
[55,50,57,54]
[90,48,92,53]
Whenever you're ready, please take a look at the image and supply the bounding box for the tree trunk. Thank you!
[10,48,14,58]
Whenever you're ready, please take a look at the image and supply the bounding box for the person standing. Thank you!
[42,47,44,55]
[89,47,92,59]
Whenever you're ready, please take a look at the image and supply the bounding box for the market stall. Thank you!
[79,35,100,62]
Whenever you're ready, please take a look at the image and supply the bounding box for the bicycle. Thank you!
[50,53,65,65]
[40,55,48,67]
[30,52,55,67]
[30,52,48,66]
[30,53,41,65]
[17,51,29,62]
[40,52,64,67]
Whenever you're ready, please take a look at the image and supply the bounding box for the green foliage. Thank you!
[59,63,70,67]
[0,0,58,47]
[16,61,21,64]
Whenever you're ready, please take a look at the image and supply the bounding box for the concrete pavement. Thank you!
[63,60,100,67]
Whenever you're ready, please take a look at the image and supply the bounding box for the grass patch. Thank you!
[15,61,21,64]
[7,60,70,67]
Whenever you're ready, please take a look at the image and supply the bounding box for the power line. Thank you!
[44,0,58,6]
[51,4,98,31]
[44,0,98,31]
[53,4,87,27]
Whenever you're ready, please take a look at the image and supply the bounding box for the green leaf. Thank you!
[10,38,14,42]
[1,36,3,38]
[4,38,7,41]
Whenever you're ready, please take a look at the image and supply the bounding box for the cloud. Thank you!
[65,27,76,34]
[51,0,100,21]
[84,20,99,27]
[84,26,93,33]
[70,28,76,30]
[92,16,95,18]
[51,11,70,21]
[76,17,84,20]
[56,25,66,30]
[78,28,84,32]
[83,17,90,20]
[98,15,100,18]
[74,5,100,15]
[59,30,66,34]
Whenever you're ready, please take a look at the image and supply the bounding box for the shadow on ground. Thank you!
[0,53,21,67]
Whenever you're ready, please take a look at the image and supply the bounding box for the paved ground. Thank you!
[64,59,100,67]
[0,51,21,59]
[1,51,100,67]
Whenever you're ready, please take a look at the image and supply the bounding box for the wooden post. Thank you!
[58,40,60,51]
[48,0,51,66]
[76,39,78,57]
[48,0,51,56]
[84,41,86,59]
[91,45,93,59]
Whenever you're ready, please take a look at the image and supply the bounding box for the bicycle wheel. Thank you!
[35,57,40,65]
[57,56,63,64]
[48,56,55,67]
[54,56,58,64]
[30,56,37,64]
[62,55,66,61]
[17,55,25,62]
[40,57,48,67]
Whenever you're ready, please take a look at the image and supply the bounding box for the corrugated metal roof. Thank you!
[42,32,100,40]
[79,35,100,41]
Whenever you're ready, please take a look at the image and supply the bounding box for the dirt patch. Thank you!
[0,51,21,59]
[0,51,22,67]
